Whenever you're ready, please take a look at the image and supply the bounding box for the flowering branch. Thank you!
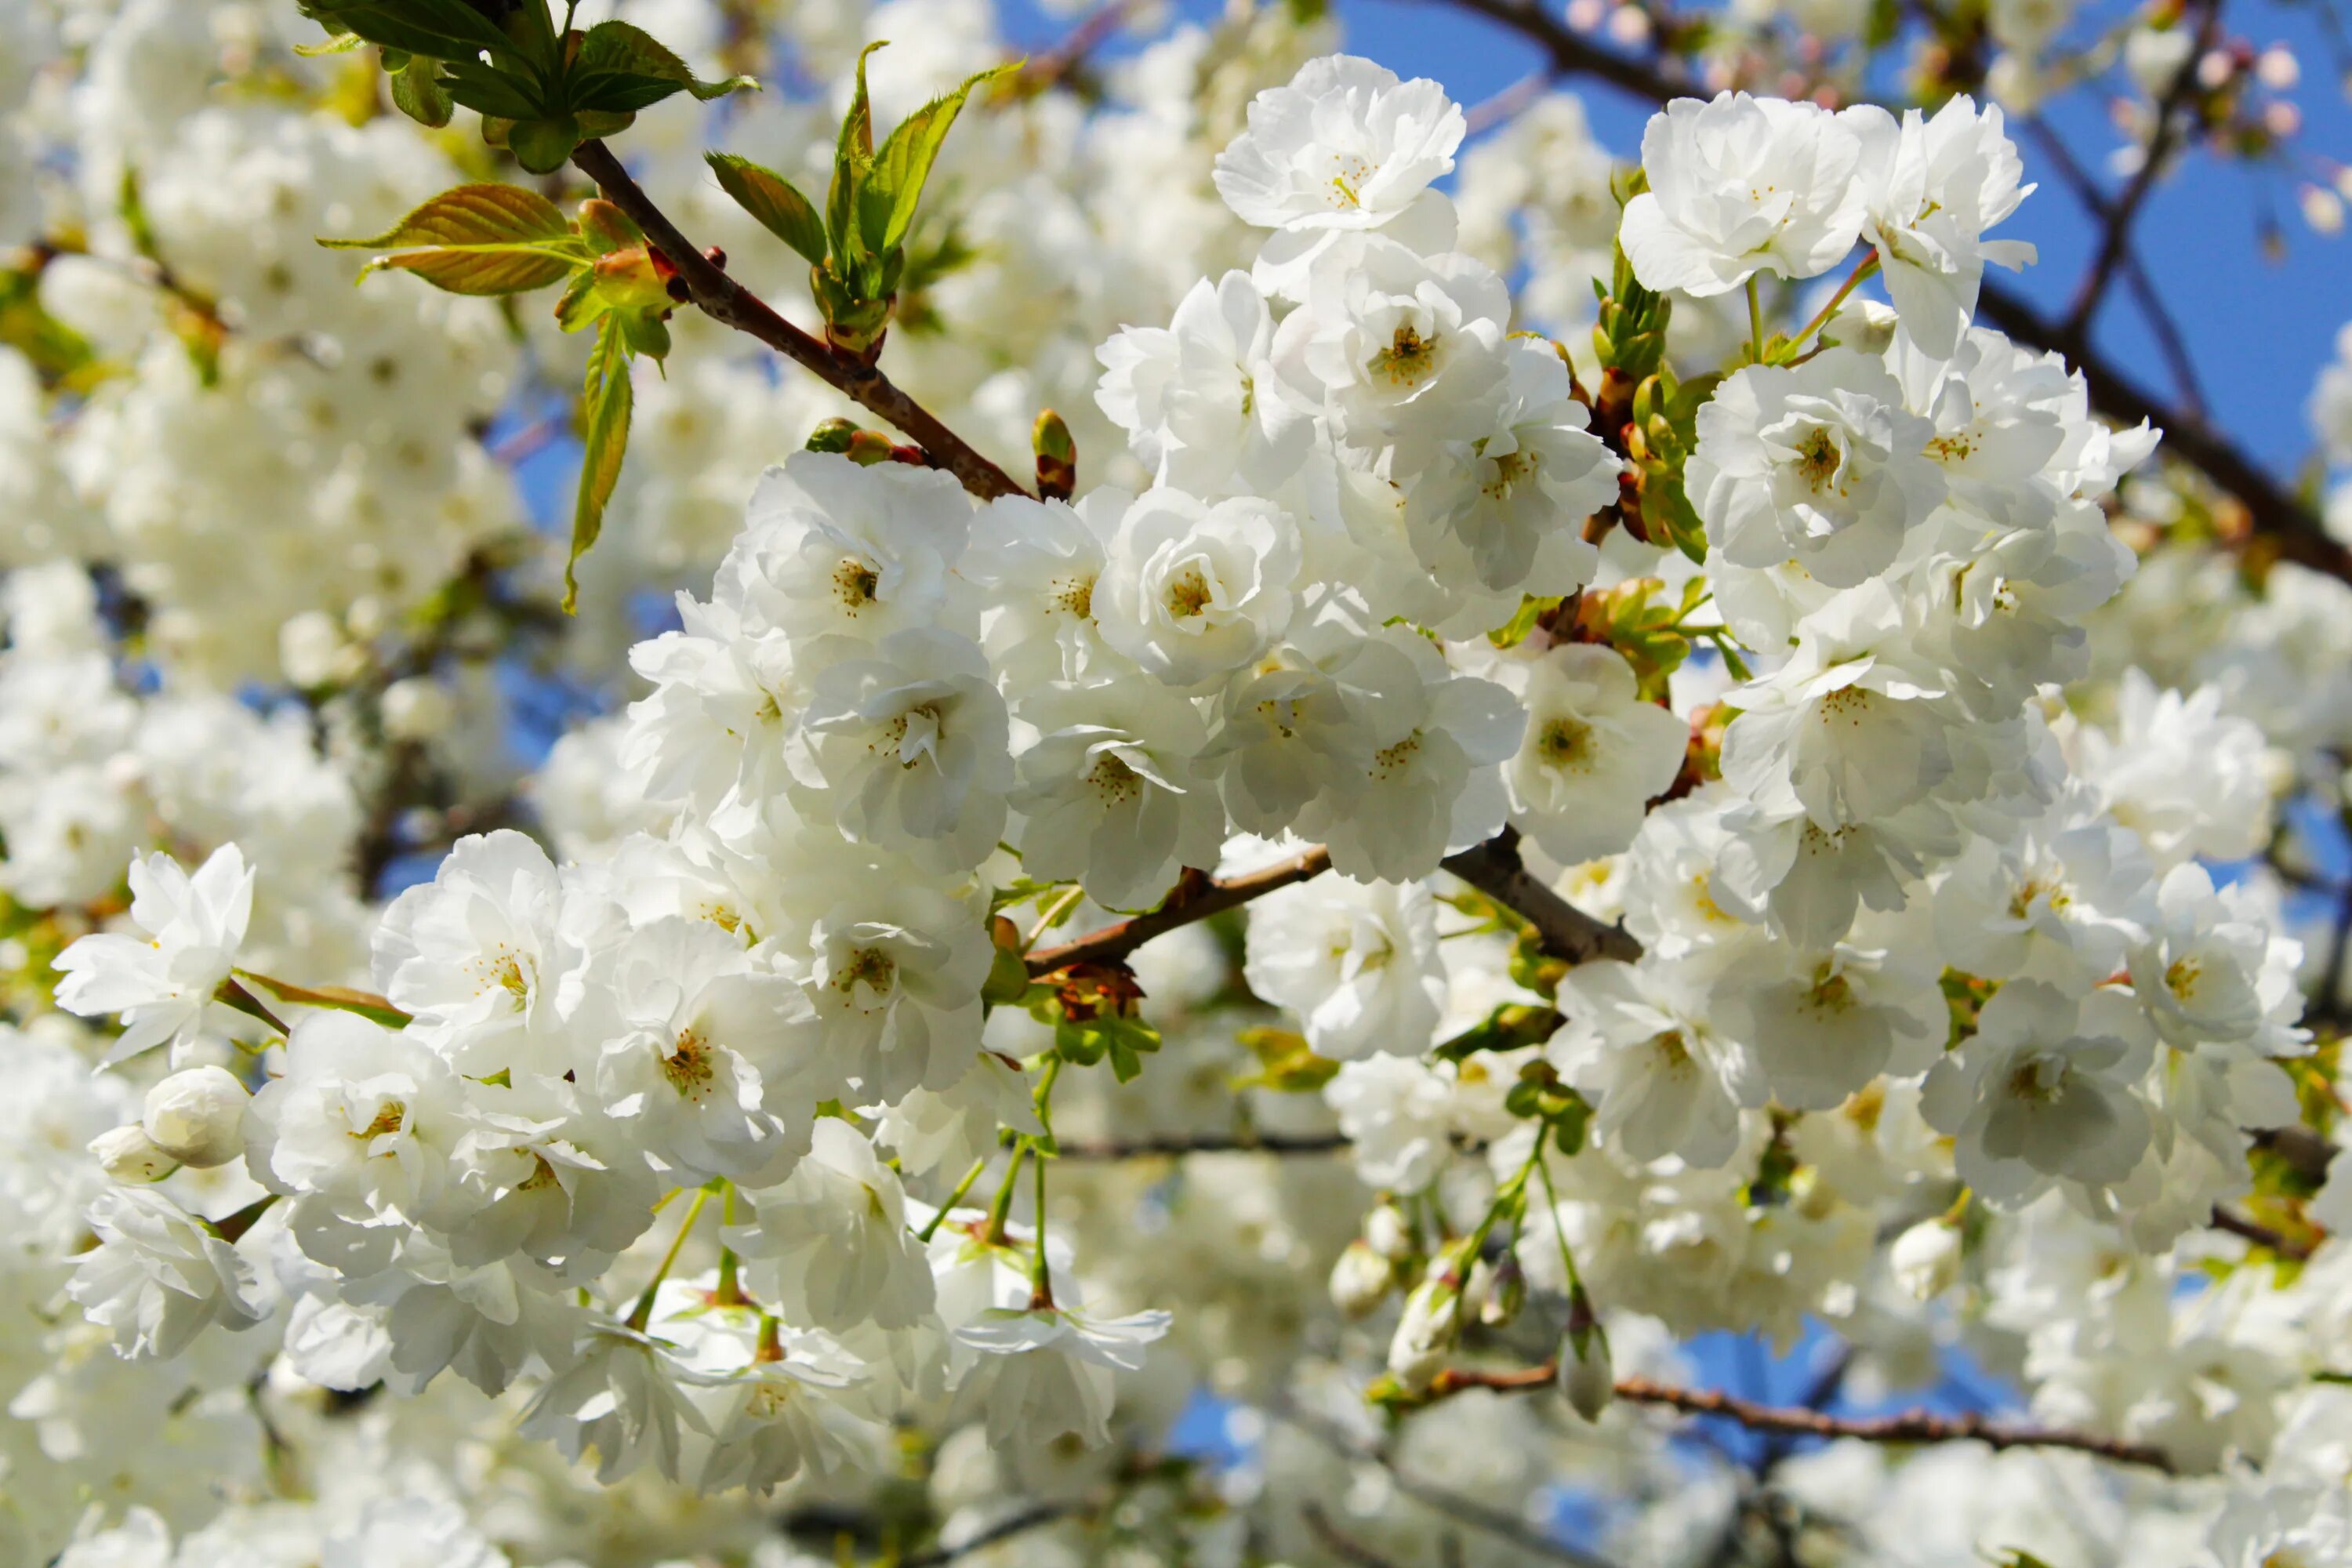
[1421,1367,2176,1472]
[1434,0,2352,586]
[1055,1131,1352,1160]
[567,140,1032,503]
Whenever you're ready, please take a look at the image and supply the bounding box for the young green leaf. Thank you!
[570,20,755,112]
[866,61,1019,255]
[388,58,456,127]
[704,153,828,267]
[298,0,514,61]
[567,315,634,612]
[436,57,547,121]
[320,183,584,295]
[507,113,583,175]
[828,42,887,271]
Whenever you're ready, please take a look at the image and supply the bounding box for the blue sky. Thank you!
[1002,0,2352,478]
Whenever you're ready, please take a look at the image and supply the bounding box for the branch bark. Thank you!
[568,140,1031,503]
[1442,828,1642,965]
[1025,846,1334,974]
[1423,1367,2176,1472]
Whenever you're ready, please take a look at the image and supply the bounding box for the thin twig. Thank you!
[1279,1407,1624,1568]
[2063,0,2222,340]
[1054,1130,1352,1160]
[1420,1367,2176,1472]
[2024,118,2207,416]
[2209,1205,2317,1259]
[1303,1503,1410,1568]
[900,1501,1087,1566]
[568,140,1029,503]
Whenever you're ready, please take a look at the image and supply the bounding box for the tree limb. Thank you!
[568,140,1030,503]
[1056,1130,1352,1160]
[2063,0,2222,340]
[1421,1367,2176,1472]
[1441,828,1642,965]
[1025,846,1334,974]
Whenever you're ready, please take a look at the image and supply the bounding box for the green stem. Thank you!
[1027,1055,1065,1308]
[626,1186,710,1331]
[1534,1127,1584,1295]
[1747,274,1766,363]
[1448,1131,1548,1336]
[713,1181,745,1306]
[1024,885,1087,950]
[1784,251,1880,362]
[983,1143,1031,1247]
[917,1155,990,1243]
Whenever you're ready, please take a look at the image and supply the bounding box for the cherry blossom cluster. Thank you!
[11,0,2352,1562]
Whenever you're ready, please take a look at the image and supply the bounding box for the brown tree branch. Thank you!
[1026,846,1334,974]
[1428,0,2350,586]
[2063,0,2222,340]
[1423,1367,2176,1472]
[1056,1130,1352,1160]
[568,140,1030,503]
[2023,117,2206,416]
[1442,828,1642,965]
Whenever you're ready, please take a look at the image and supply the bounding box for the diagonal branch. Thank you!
[1424,0,2351,586]
[1422,1367,2176,1472]
[1024,832,1634,978]
[568,140,1030,503]
[2024,117,2207,416]
[2063,0,2222,341]
[1025,846,1334,975]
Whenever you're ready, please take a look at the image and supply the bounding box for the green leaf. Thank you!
[572,20,754,111]
[298,0,514,61]
[237,969,413,1029]
[437,57,547,120]
[705,152,828,267]
[320,183,584,295]
[866,61,1018,256]
[567,315,634,612]
[388,58,456,127]
[508,113,583,175]
[829,42,887,269]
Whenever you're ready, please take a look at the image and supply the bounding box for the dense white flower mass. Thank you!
[8,4,2352,1565]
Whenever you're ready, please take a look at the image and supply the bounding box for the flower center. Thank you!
[834,556,880,610]
[1537,717,1594,770]
[1795,426,1842,492]
[1165,564,1214,619]
[663,1027,717,1098]
[350,1101,406,1141]
[1372,325,1435,387]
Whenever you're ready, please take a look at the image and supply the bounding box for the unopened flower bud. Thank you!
[90,1122,177,1182]
[382,676,453,742]
[1479,1253,1526,1326]
[1890,1218,1964,1301]
[1386,1273,1460,1392]
[1557,1317,1614,1422]
[1364,1202,1413,1261]
[1032,409,1076,501]
[1329,1240,1393,1318]
[143,1065,249,1169]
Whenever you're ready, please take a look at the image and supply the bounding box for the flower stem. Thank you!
[626,1185,710,1331]
[917,1155,990,1243]
[1784,251,1881,362]
[1747,274,1766,363]
[983,1143,1031,1247]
